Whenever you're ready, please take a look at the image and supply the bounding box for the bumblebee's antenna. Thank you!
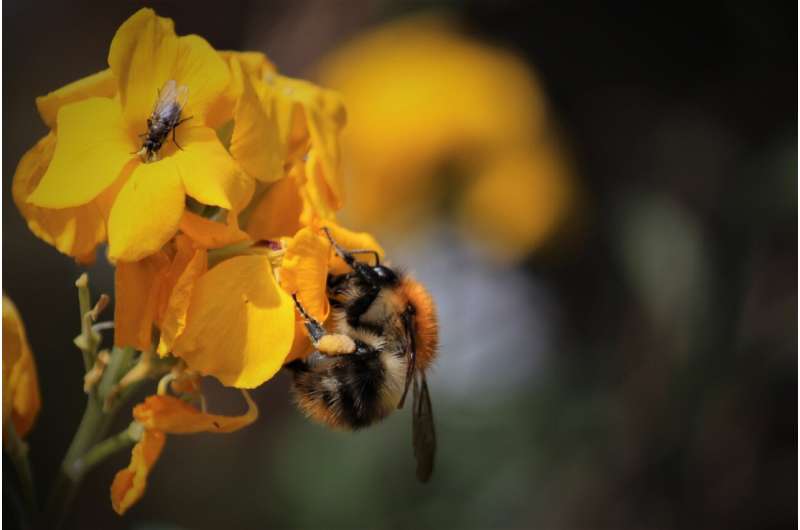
[321,227,381,266]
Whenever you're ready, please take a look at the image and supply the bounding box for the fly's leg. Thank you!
[171,116,193,150]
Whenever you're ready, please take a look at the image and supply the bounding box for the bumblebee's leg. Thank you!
[292,294,325,342]
[292,294,357,356]
[321,228,385,326]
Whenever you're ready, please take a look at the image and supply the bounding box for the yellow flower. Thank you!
[26,8,253,262]
[316,13,574,259]
[171,254,295,388]
[110,389,257,515]
[2,297,41,439]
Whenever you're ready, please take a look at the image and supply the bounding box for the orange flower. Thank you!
[2,297,41,439]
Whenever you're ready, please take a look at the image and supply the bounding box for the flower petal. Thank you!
[114,251,170,351]
[268,75,346,205]
[27,98,134,208]
[156,237,208,356]
[229,58,283,183]
[133,390,258,434]
[284,320,313,364]
[12,134,107,261]
[173,255,294,388]
[36,68,117,129]
[107,158,185,262]
[279,227,331,322]
[244,173,304,242]
[178,210,249,249]
[172,35,230,127]
[299,150,339,223]
[171,126,253,210]
[108,8,179,132]
[110,429,166,515]
[2,297,41,438]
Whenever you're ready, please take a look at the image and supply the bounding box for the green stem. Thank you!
[43,347,144,529]
[75,274,94,372]
[4,421,36,514]
[69,425,138,482]
[44,397,111,529]
[97,347,135,405]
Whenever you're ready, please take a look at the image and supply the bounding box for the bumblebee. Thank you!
[287,228,438,481]
[137,79,191,162]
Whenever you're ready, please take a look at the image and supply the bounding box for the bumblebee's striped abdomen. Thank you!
[289,351,396,430]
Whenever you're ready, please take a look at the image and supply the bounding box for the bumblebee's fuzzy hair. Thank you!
[289,267,438,430]
[398,277,438,372]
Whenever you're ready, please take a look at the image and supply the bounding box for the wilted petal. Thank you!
[36,68,117,129]
[173,255,294,388]
[107,158,185,262]
[133,390,258,434]
[27,97,135,209]
[2,297,41,438]
[110,429,166,515]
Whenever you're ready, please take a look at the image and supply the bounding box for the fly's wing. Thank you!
[153,80,189,120]
[413,373,436,482]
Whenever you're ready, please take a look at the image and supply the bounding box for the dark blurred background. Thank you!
[3,1,797,529]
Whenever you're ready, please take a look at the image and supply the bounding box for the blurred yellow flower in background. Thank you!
[317,13,576,260]
[2,296,41,440]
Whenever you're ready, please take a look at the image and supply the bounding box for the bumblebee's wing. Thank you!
[153,79,189,116]
[397,307,417,409]
[413,373,436,482]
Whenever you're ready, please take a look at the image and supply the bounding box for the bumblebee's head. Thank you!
[372,264,399,286]
[399,277,438,371]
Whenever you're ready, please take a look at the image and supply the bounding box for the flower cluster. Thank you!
[12,8,382,515]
